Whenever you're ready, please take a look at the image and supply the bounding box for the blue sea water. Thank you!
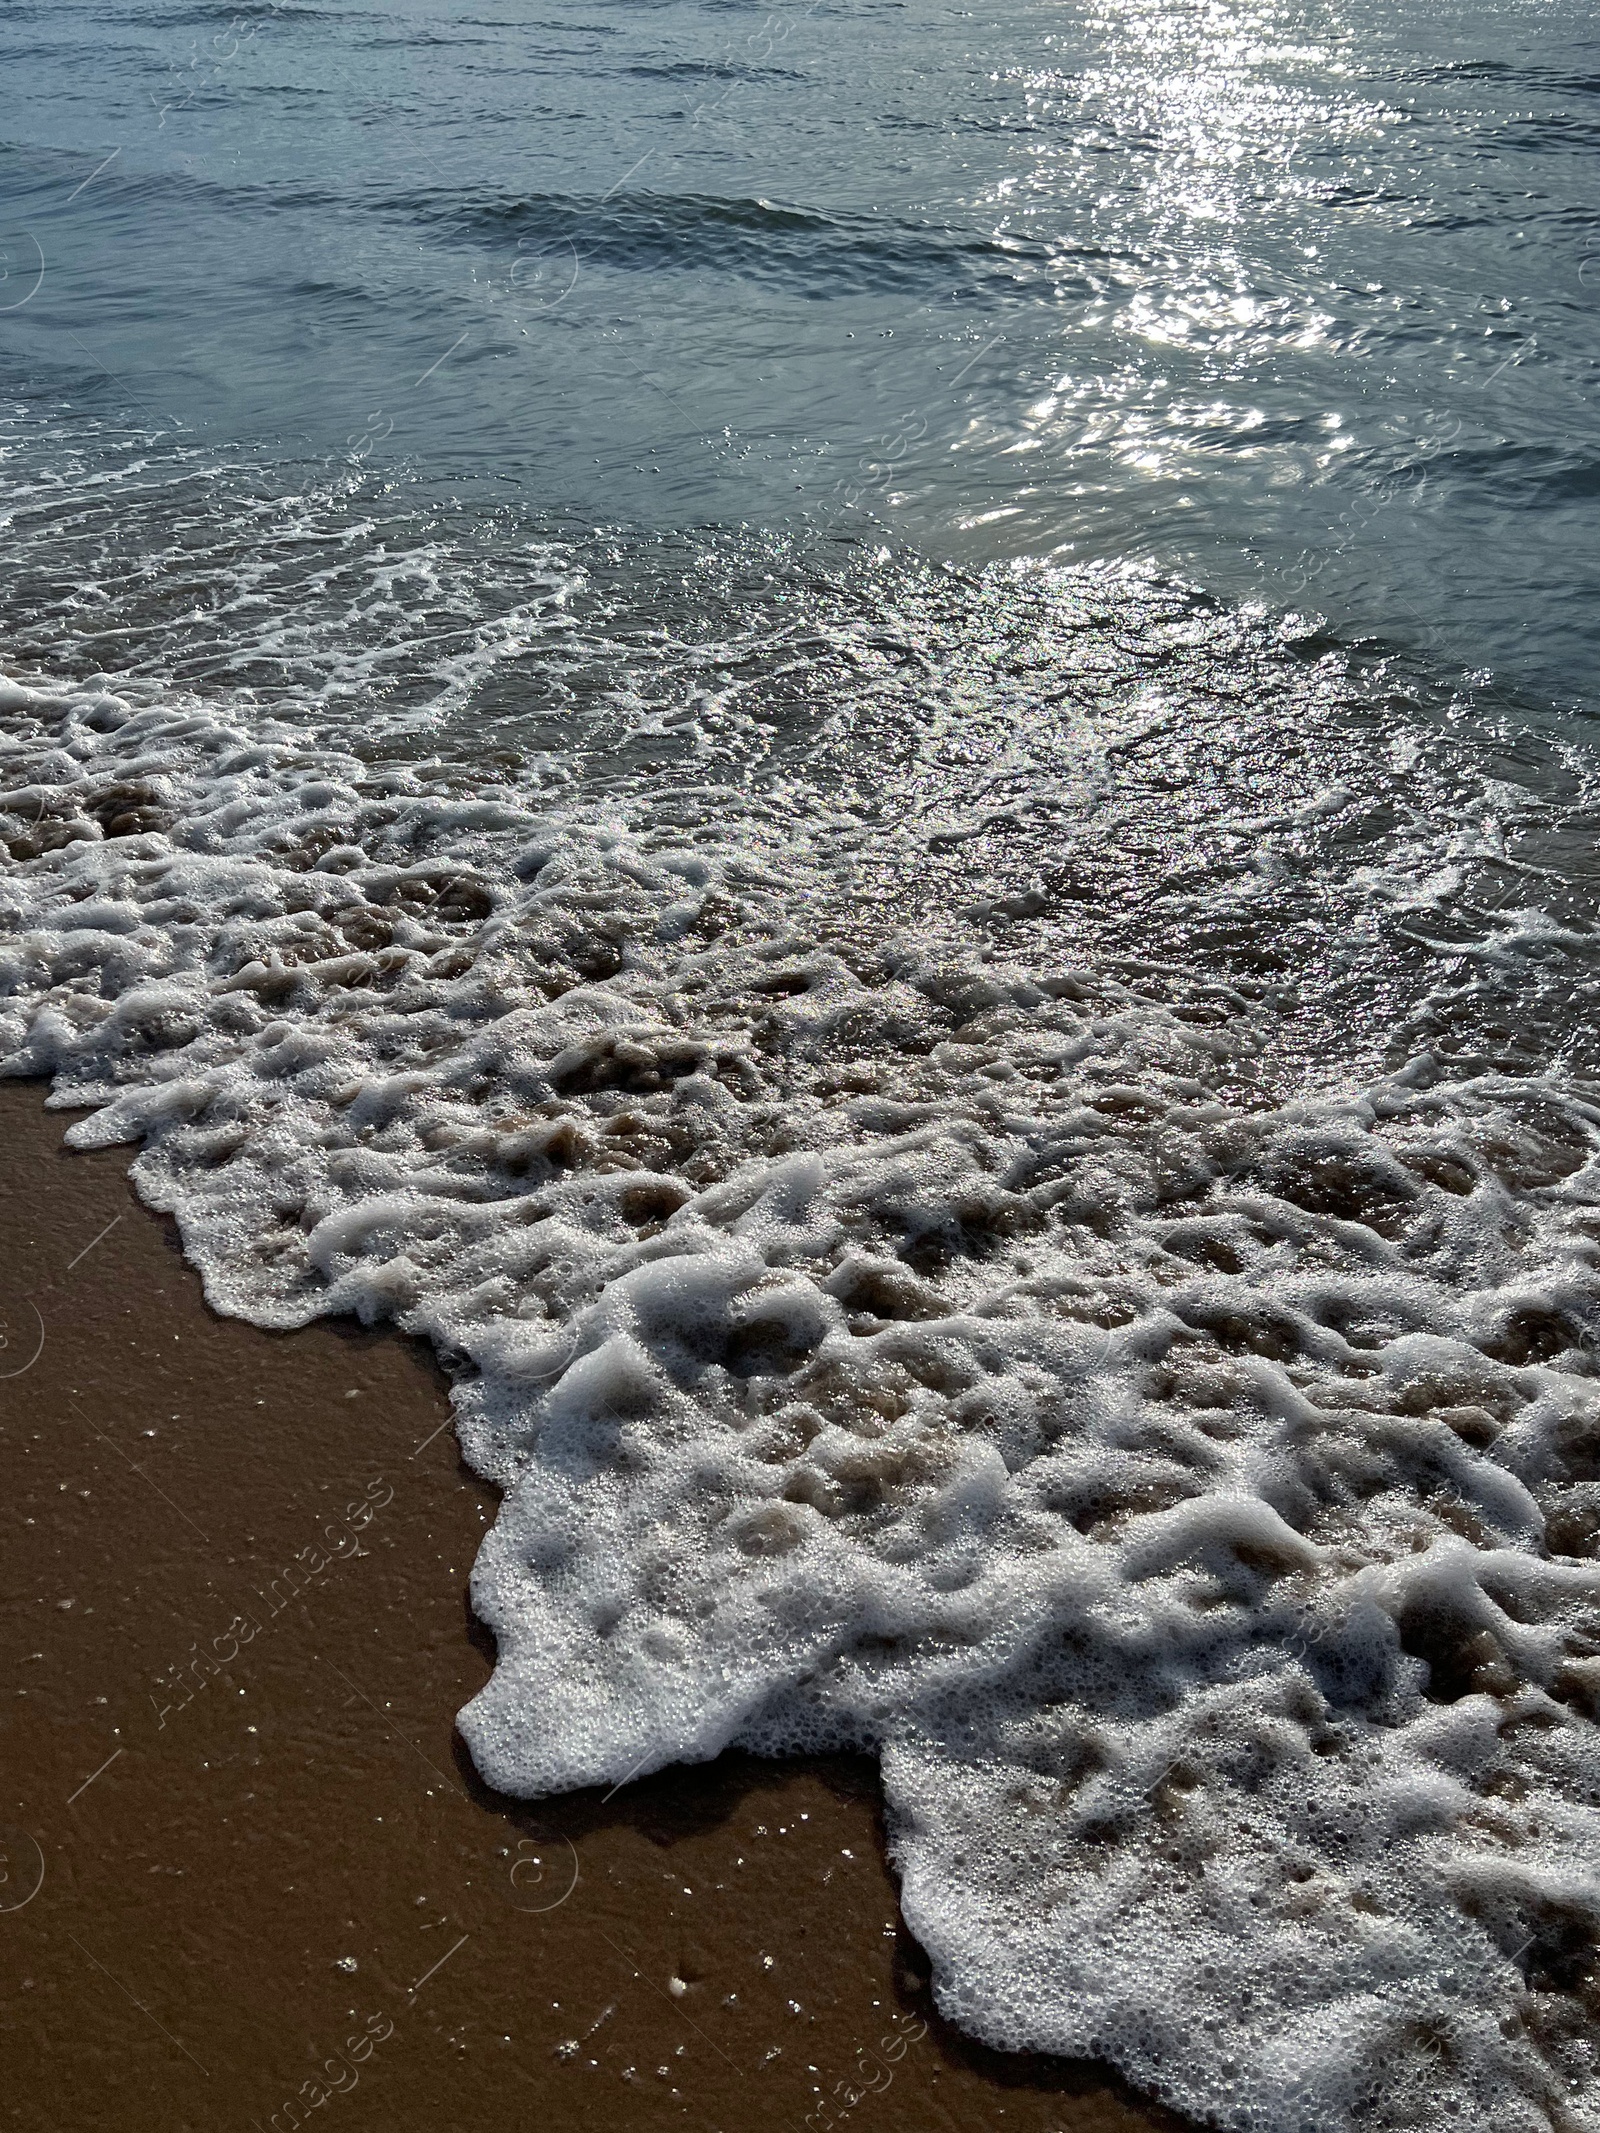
[2,0,1597,702]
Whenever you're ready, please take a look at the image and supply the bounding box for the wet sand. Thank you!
[0,1080,1189,2133]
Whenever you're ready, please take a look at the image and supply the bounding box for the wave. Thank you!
[432,189,1044,297]
[5,534,1600,2130]
[3,155,1047,303]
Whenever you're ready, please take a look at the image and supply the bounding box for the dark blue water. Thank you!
[2,0,1598,705]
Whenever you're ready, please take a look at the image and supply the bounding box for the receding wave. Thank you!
[5,528,1600,2132]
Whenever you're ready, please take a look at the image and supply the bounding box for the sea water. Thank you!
[4,3,1600,2128]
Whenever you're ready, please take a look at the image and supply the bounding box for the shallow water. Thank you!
[5,3,1600,2130]
[5,0,1600,694]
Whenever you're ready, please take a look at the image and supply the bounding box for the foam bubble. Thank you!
[6,574,1600,2133]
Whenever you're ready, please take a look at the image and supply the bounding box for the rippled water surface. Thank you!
[3,0,1599,695]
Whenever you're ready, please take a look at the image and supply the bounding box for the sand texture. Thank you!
[0,1082,1182,2133]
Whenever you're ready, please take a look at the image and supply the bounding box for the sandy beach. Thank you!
[0,1081,1184,2133]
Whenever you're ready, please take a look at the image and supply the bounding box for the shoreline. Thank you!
[0,1079,1187,2133]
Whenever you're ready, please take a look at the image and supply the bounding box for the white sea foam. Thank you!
[5,611,1600,2133]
